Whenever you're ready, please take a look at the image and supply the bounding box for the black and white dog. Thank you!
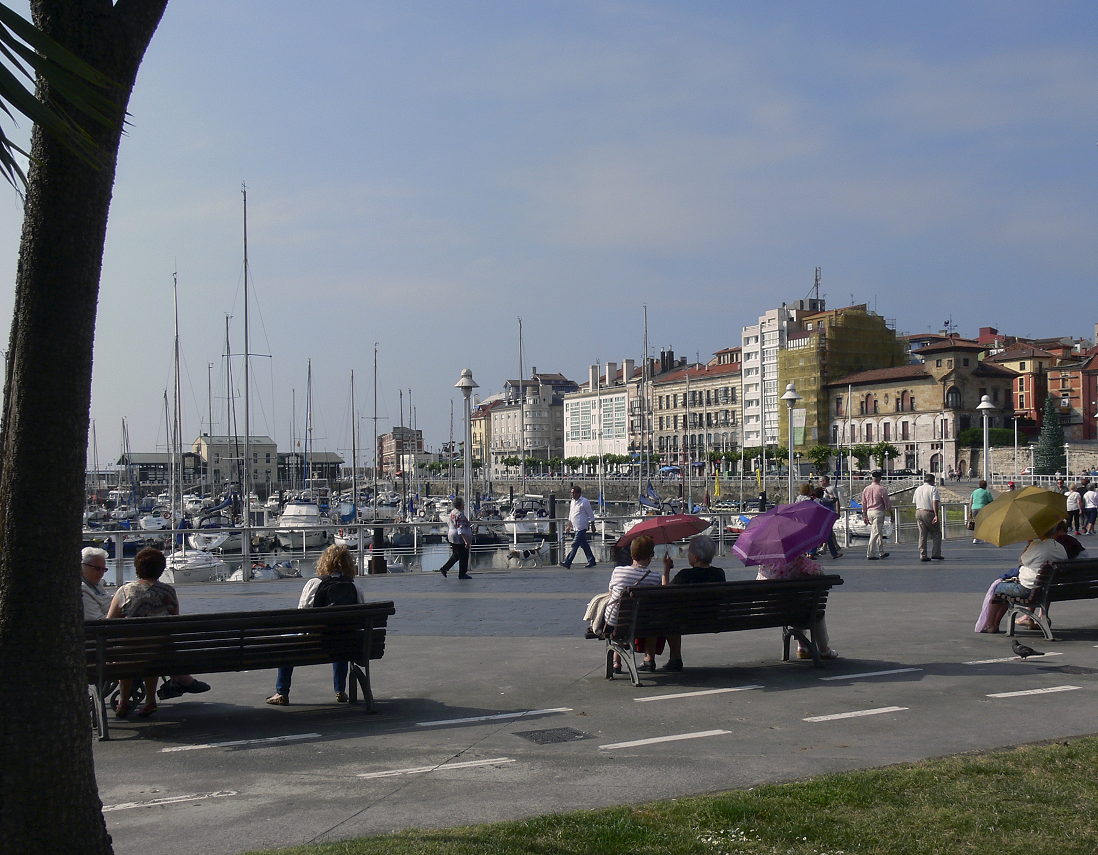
[507,539,547,567]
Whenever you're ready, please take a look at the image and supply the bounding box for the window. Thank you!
[963,358,969,366]
[865,423,873,442]
[1018,378,1025,392]
[1019,362,1026,371]
[836,396,843,416]
[947,359,953,368]
[883,423,890,441]
[901,421,909,440]
[946,387,962,408]
[993,388,999,402]
[936,359,942,368]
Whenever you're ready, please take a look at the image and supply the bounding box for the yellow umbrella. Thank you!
[972,486,1068,547]
[714,472,721,499]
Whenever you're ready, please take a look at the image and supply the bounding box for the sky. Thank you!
[0,1,1096,467]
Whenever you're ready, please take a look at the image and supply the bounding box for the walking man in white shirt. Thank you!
[562,485,597,568]
[913,473,943,561]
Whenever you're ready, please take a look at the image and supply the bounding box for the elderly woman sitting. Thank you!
[606,535,665,674]
[976,525,1068,633]
[106,547,178,718]
[755,553,837,660]
[657,534,726,671]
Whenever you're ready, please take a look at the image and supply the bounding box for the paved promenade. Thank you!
[94,539,1098,855]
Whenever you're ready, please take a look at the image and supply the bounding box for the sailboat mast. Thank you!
[399,389,406,516]
[172,271,182,533]
[518,317,525,492]
[241,185,252,573]
[597,360,604,511]
[640,305,649,493]
[305,360,312,492]
[372,344,378,510]
[350,370,358,507]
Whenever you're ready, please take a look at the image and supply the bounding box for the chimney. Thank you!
[605,362,617,387]
[659,348,666,373]
[589,365,598,390]
[622,358,635,383]
[667,348,675,369]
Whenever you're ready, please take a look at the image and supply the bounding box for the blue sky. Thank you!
[0,1,1095,466]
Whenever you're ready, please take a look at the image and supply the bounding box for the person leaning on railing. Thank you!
[969,480,993,544]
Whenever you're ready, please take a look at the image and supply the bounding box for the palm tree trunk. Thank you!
[0,2,167,852]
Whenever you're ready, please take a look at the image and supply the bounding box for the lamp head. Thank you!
[455,368,478,400]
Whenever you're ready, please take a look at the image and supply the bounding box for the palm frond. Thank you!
[0,3,123,190]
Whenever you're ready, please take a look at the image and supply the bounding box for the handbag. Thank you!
[966,519,975,531]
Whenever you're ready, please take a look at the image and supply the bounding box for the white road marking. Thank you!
[160,733,322,753]
[103,790,237,812]
[987,685,1081,698]
[600,729,729,750]
[358,757,516,779]
[964,652,1063,665]
[635,685,762,702]
[805,706,908,722]
[819,668,922,681]
[416,708,571,727]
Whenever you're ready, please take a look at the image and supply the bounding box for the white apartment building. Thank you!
[741,299,824,448]
[562,360,636,461]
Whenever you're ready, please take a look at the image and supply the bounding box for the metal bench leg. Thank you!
[605,639,642,686]
[783,626,821,665]
[90,683,110,741]
[349,663,374,712]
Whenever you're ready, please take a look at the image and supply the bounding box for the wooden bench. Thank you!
[1005,558,1098,641]
[601,575,844,686]
[86,601,395,740]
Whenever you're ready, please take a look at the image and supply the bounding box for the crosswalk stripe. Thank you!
[805,706,907,722]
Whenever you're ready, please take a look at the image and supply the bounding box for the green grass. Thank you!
[246,737,1098,855]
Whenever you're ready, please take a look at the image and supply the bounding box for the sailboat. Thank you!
[276,360,330,549]
[502,319,549,539]
[163,272,226,583]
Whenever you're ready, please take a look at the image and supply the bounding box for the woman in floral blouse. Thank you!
[755,553,837,660]
[106,547,179,718]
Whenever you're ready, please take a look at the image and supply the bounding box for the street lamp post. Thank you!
[780,383,803,503]
[1012,415,1019,481]
[454,369,478,509]
[977,395,995,483]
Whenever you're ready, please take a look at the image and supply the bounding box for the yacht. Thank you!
[276,500,330,549]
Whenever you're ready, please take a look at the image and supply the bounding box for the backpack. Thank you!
[313,573,358,607]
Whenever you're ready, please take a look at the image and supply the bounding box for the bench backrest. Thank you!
[612,575,843,640]
[1034,559,1098,604]
[85,602,395,682]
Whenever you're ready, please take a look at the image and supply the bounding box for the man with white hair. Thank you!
[80,546,112,620]
[81,546,211,698]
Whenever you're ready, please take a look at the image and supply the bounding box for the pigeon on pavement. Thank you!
[1012,639,1044,660]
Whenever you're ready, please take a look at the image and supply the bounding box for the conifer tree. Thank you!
[1033,396,1066,475]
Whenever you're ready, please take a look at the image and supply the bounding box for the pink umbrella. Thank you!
[614,514,712,549]
[732,502,838,566]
